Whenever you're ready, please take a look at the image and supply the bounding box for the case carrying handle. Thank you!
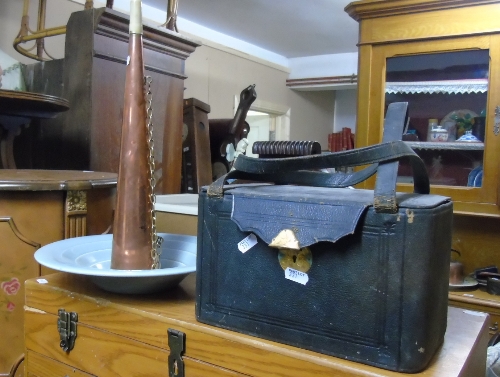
[208,102,429,213]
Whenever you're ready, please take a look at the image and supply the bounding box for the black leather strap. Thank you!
[208,142,426,193]
[375,101,410,213]
[209,163,379,192]
[208,102,430,213]
[232,139,417,173]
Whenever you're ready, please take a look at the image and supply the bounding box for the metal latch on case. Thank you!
[270,229,313,273]
[168,328,186,377]
[57,308,78,352]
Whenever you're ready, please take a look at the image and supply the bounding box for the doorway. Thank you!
[233,96,290,157]
[245,110,271,158]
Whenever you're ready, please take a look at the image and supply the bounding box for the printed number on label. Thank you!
[238,233,258,253]
[285,267,309,285]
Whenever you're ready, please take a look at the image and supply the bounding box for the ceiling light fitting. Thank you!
[13,0,94,61]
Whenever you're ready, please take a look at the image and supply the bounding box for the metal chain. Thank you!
[145,76,163,269]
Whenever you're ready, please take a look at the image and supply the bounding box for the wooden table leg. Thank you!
[0,118,28,169]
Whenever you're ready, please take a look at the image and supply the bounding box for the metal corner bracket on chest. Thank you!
[57,308,78,352]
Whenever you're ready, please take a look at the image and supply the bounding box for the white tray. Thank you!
[34,233,196,294]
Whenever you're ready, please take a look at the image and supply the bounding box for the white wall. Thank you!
[289,53,358,80]
[182,44,289,120]
[333,89,357,133]
[288,90,335,148]
[182,44,339,146]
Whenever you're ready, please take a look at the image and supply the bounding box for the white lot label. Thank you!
[285,267,309,285]
[238,233,258,253]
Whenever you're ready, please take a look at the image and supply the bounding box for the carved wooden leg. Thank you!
[64,191,88,239]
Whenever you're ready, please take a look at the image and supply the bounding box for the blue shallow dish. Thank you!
[467,166,482,187]
[473,170,483,187]
[34,233,196,294]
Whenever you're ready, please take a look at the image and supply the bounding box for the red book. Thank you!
[328,133,333,152]
[343,128,352,150]
[341,128,348,151]
[335,132,342,152]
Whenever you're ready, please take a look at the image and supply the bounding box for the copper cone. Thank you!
[111,6,152,270]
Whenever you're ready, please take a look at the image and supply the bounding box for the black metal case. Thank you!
[195,102,453,372]
[196,185,452,372]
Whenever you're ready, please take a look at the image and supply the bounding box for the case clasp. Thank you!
[57,308,78,352]
[168,328,186,377]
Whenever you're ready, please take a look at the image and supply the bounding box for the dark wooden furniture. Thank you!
[0,89,69,169]
[23,7,199,194]
[24,272,488,377]
[181,98,212,193]
[0,170,116,377]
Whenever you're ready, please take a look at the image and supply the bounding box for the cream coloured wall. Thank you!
[334,89,357,133]
[183,43,335,146]
[288,90,335,146]
[0,0,335,146]
[183,44,290,119]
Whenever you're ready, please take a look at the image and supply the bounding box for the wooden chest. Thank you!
[25,272,489,377]
[449,288,500,335]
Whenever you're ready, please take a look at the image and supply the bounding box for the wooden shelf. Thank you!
[386,79,488,95]
[405,141,484,151]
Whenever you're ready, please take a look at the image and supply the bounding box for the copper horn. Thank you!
[111,0,153,270]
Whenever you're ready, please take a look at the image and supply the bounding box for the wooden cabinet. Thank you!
[0,170,116,377]
[24,7,199,194]
[345,0,500,216]
[24,272,489,377]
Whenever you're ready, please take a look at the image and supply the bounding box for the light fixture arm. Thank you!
[159,0,178,32]
[13,0,95,61]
